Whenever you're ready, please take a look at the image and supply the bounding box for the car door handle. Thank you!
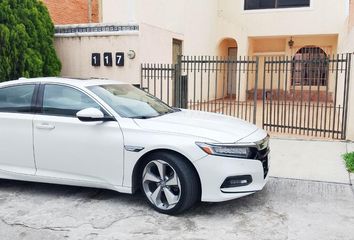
[36,123,55,130]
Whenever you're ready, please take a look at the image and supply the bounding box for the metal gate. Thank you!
[141,56,259,124]
[262,54,351,139]
[141,54,351,139]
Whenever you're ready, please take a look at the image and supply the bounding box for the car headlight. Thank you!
[196,142,255,159]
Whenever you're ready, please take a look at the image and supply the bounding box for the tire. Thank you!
[140,151,200,215]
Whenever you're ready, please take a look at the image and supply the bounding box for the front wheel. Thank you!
[141,152,200,215]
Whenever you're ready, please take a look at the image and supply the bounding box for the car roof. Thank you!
[0,77,127,88]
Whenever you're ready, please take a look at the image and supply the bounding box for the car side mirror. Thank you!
[76,108,115,122]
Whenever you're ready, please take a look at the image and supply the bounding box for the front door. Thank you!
[0,84,37,175]
[172,39,183,64]
[227,47,238,96]
[33,84,124,186]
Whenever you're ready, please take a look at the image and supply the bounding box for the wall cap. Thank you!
[54,23,139,37]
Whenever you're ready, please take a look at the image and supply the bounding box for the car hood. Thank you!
[133,109,259,143]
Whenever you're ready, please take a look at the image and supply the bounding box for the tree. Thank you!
[0,0,61,82]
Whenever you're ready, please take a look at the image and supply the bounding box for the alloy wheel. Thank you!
[142,160,181,210]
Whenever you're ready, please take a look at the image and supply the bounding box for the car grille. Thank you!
[253,136,270,179]
[256,147,269,178]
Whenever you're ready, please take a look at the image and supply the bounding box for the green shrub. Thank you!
[0,0,61,82]
[343,152,354,173]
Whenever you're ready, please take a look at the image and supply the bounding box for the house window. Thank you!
[291,46,328,86]
[244,0,310,10]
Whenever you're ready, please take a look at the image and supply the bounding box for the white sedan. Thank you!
[0,77,270,215]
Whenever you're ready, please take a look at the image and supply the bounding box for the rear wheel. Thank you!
[140,152,199,215]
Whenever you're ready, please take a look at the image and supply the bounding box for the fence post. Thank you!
[253,56,259,124]
[140,63,143,90]
[341,54,351,139]
[346,53,354,140]
[180,75,188,109]
[174,55,182,108]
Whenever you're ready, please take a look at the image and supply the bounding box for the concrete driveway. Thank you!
[1,138,354,240]
[0,178,353,240]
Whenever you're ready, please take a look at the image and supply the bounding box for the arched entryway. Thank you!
[218,38,238,58]
[292,46,329,86]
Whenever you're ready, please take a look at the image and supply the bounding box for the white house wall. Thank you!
[54,34,141,84]
[102,0,349,58]
[342,26,354,140]
[102,0,219,58]
[219,0,347,35]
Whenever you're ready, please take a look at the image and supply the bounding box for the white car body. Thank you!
[0,77,269,206]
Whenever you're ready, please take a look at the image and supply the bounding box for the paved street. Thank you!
[0,177,353,240]
[0,138,354,240]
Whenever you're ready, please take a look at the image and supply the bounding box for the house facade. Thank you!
[44,0,354,140]
[48,0,352,82]
[102,0,350,58]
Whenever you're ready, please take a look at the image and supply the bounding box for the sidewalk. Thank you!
[269,138,351,184]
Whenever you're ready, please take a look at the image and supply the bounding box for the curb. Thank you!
[350,172,354,193]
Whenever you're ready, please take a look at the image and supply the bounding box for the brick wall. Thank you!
[42,0,100,25]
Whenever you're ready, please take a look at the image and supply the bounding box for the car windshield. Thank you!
[88,84,176,118]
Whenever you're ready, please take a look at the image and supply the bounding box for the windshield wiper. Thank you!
[132,116,155,119]
[159,108,180,115]
[132,108,179,119]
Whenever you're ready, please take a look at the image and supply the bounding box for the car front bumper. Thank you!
[194,154,270,202]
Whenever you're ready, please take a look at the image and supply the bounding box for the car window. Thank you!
[0,84,35,113]
[43,84,102,117]
[88,84,174,118]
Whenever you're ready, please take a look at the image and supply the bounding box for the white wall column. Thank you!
[346,56,354,140]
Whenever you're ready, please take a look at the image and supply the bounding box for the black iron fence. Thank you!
[140,63,176,106]
[141,53,352,140]
[262,54,351,139]
[141,56,259,124]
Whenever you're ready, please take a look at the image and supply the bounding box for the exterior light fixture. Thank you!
[288,37,294,49]
[127,50,136,59]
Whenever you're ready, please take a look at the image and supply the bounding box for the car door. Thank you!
[33,83,124,186]
[0,84,37,175]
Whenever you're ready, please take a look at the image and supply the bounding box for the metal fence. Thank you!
[262,54,351,139]
[141,53,352,140]
[141,56,259,124]
[140,63,176,106]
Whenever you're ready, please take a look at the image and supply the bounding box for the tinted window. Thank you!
[0,85,35,113]
[278,0,310,7]
[245,0,275,10]
[43,85,102,117]
[244,0,309,10]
